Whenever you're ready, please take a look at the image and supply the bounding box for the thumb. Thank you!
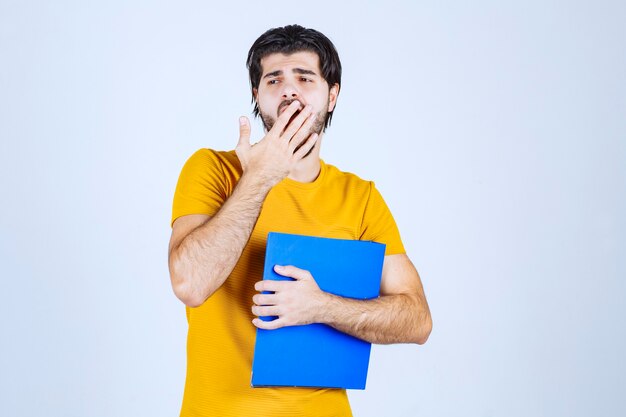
[238,116,251,148]
[274,265,312,281]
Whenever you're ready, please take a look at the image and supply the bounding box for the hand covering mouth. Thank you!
[277,99,304,118]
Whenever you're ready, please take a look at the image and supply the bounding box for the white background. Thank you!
[1,1,624,416]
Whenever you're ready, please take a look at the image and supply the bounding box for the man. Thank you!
[168,24,432,417]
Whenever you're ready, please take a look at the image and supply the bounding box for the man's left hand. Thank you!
[252,265,328,330]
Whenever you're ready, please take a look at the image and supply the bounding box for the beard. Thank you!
[259,99,328,158]
[260,99,327,139]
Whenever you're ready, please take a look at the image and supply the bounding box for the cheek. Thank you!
[256,86,276,104]
[256,95,275,113]
[312,92,331,112]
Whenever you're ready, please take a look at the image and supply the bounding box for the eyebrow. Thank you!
[263,68,319,79]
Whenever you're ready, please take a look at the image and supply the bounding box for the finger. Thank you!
[288,112,317,152]
[269,100,302,134]
[274,265,312,280]
[254,280,287,292]
[292,133,319,160]
[252,293,277,306]
[237,116,251,148]
[280,104,314,141]
[251,305,281,317]
[253,317,287,330]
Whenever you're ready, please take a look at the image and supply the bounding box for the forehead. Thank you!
[260,51,321,75]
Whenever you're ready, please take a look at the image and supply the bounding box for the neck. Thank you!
[287,134,323,183]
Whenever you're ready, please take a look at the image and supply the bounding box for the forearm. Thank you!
[169,173,272,306]
[319,292,432,345]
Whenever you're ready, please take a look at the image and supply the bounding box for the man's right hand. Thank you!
[235,100,319,186]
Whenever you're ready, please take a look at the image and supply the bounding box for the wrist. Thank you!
[238,171,277,195]
[314,291,338,324]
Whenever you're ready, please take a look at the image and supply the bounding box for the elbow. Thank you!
[170,276,206,308]
[169,258,209,308]
[414,315,433,345]
[402,293,432,345]
[182,298,205,308]
[176,286,206,308]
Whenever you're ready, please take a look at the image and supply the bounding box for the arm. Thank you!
[252,253,432,345]
[168,174,272,308]
[168,102,318,307]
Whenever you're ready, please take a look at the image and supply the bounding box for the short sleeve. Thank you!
[171,149,230,227]
[359,183,405,256]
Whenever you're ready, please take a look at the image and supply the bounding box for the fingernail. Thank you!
[239,116,246,125]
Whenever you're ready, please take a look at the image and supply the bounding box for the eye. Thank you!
[300,77,312,82]
[268,79,279,85]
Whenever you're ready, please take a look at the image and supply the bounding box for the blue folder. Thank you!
[251,232,386,389]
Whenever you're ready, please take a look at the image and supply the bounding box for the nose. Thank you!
[281,81,300,100]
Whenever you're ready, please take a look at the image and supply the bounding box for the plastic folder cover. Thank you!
[251,232,386,389]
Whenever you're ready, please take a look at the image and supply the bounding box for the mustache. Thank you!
[277,99,302,116]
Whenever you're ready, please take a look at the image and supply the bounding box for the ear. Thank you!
[252,88,258,101]
[327,83,340,112]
